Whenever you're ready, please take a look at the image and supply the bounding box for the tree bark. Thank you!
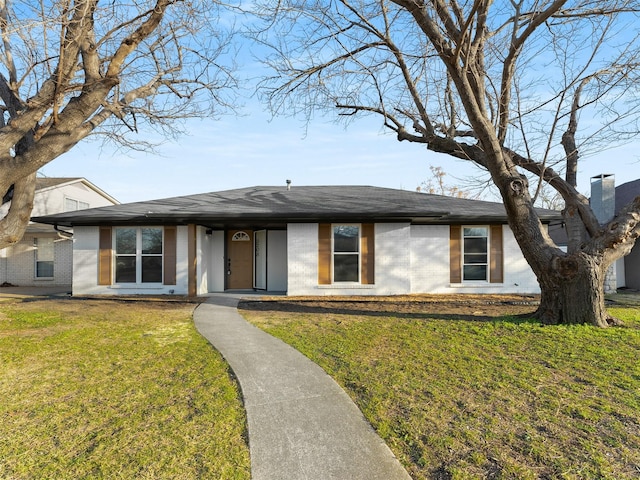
[535,252,615,327]
[484,162,622,328]
[0,173,36,247]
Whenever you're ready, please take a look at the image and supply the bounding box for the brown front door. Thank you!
[226,230,254,289]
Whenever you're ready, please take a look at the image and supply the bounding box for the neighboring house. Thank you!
[549,175,640,292]
[32,185,561,297]
[0,178,119,288]
[613,177,640,290]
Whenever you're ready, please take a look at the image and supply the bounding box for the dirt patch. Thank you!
[240,294,540,319]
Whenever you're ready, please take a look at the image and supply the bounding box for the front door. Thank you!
[226,230,254,289]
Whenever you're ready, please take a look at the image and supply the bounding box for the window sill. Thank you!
[109,284,165,290]
[449,283,503,288]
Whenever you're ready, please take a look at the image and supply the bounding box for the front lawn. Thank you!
[240,297,640,480]
[0,297,250,480]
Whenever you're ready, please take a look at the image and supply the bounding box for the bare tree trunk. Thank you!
[0,172,36,248]
[488,167,618,327]
[535,253,615,327]
[563,206,588,253]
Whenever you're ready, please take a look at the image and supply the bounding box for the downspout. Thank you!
[54,224,73,239]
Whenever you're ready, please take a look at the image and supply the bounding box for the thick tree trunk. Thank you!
[535,253,615,327]
[0,173,36,249]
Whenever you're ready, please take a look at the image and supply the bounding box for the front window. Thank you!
[34,237,54,278]
[463,226,489,281]
[333,225,360,282]
[115,227,163,283]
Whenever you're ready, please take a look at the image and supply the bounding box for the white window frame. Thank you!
[332,224,361,284]
[462,226,490,282]
[34,237,54,279]
[113,227,164,285]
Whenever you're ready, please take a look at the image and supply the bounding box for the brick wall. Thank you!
[287,222,541,296]
[1,234,72,287]
[410,224,540,294]
[287,223,318,295]
[72,225,189,295]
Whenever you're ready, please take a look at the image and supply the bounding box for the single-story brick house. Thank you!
[32,185,561,297]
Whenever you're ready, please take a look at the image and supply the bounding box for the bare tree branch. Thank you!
[252,0,640,325]
[0,0,237,248]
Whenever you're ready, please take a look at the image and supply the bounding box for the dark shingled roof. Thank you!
[36,177,83,190]
[32,185,562,228]
[615,179,640,214]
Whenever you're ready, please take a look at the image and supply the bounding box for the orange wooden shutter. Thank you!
[318,223,332,284]
[449,225,462,283]
[98,226,112,285]
[164,226,177,285]
[490,225,504,283]
[360,223,375,284]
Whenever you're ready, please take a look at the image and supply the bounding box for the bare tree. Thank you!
[253,0,640,326]
[0,0,236,248]
[418,165,477,198]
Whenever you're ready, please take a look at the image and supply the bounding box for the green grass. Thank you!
[0,298,250,480]
[241,301,640,480]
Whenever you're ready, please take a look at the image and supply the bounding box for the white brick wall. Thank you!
[500,227,540,294]
[373,223,411,294]
[287,223,540,296]
[410,225,450,293]
[72,225,189,295]
[0,234,72,287]
[287,223,318,295]
[69,221,542,297]
[409,225,539,294]
[287,222,412,296]
[72,226,100,294]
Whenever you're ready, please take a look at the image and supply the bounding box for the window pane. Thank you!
[463,227,488,237]
[36,261,54,278]
[35,238,54,278]
[463,226,489,282]
[464,264,487,281]
[79,201,90,210]
[116,228,137,254]
[142,228,163,254]
[36,238,54,261]
[115,257,136,283]
[334,225,359,252]
[464,237,487,254]
[334,254,359,282]
[142,256,163,283]
[64,198,78,211]
[464,254,488,264]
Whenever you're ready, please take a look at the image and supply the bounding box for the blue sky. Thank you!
[38,4,640,206]
[38,104,458,203]
[40,101,640,205]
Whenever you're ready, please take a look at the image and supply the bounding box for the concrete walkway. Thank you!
[193,294,411,480]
